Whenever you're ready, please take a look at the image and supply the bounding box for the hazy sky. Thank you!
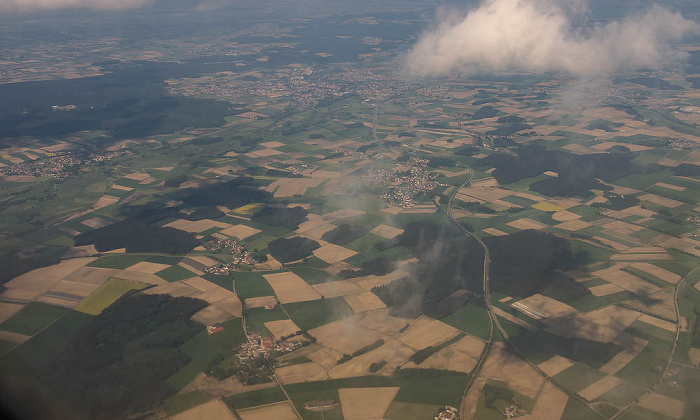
[407,0,699,77]
[0,0,156,12]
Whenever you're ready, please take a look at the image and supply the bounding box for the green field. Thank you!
[156,265,197,282]
[232,271,274,298]
[244,306,288,336]
[393,374,468,407]
[74,278,148,315]
[163,391,208,416]
[289,267,339,285]
[384,402,442,420]
[284,297,355,331]
[0,302,69,335]
[0,310,92,372]
[552,363,607,393]
[87,254,150,269]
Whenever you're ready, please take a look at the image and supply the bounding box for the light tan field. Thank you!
[244,296,278,309]
[595,266,660,296]
[406,346,478,373]
[450,334,486,359]
[260,141,285,148]
[638,314,677,332]
[164,219,232,233]
[312,280,363,298]
[309,318,384,354]
[191,305,236,326]
[339,387,399,420]
[589,283,625,296]
[579,306,642,331]
[493,307,537,331]
[622,289,677,320]
[1,257,96,301]
[549,315,622,342]
[246,148,284,157]
[321,208,365,221]
[171,400,237,420]
[517,294,579,319]
[629,263,681,284]
[183,277,238,303]
[655,182,685,191]
[142,281,202,298]
[125,261,171,274]
[397,315,460,349]
[507,218,548,230]
[639,193,684,208]
[81,217,110,229]
[275,361,328,384]
[295,214,327,233]
[0,302,24,324]
[600,333,648,374]
[305,345,342,368]
[611,253,673,261]
[264,319,301,340]
[48,280,100,298]
[272,178,325,197]
[344,291,386,313]
[482,227,507,236]
[123,172,151,181]
[350,268,411,291]
[552,211,581,222]
[93,194,120,210]
[110,184,133,191]
[689,348,700,366]
[213,295,243,318]
[0,330,30,344]
[329,338,413,378]
[313,243,357,264]
[458,185,511,201]
[219,224,261,239]
[238,401,298,420]
[480,342,544,399]
[189,256,219,267]
[263,272,321,304]
[638,392,685,419]
[530,381,569,420]
[351,308,413,336]
[370,224,404,239]
[605,220,643,235]
[538,355,575,377]
[303,223,337,240]
[578,376,623,401]
[310,170,341,179]
[554,219,592,231]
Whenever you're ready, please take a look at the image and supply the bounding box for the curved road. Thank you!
[446,168,607,420]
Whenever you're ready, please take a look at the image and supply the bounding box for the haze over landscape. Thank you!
[1,1,700,420]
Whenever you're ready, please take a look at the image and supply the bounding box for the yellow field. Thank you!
[232,203,265,216]
[74,278,147,315]
[532,202,565,212]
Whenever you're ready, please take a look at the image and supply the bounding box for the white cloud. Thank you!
[0,0,155,12]
[406,0,699,77]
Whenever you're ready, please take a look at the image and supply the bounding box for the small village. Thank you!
[202,238,256,274]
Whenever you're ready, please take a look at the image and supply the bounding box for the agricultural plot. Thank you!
[338,387,399,420]
[171,399,237,420]
[74,278,148,315]
[263,271,321,304]
[0,302,69,335]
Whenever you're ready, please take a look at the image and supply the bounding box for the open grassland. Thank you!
[0,302,69,335]
[74,278,147,315]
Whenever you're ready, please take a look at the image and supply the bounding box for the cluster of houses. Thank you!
[435,406,459,420]
[237,333,301,362]
[201,238,255,274]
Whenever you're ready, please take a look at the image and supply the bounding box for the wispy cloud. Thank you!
[0,0,156,12]
[406,0,699,78]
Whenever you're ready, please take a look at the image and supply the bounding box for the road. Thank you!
[446,168,606,420]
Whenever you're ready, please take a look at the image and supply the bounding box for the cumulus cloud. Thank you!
[406,0,699,77]
[0,0,155,12]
